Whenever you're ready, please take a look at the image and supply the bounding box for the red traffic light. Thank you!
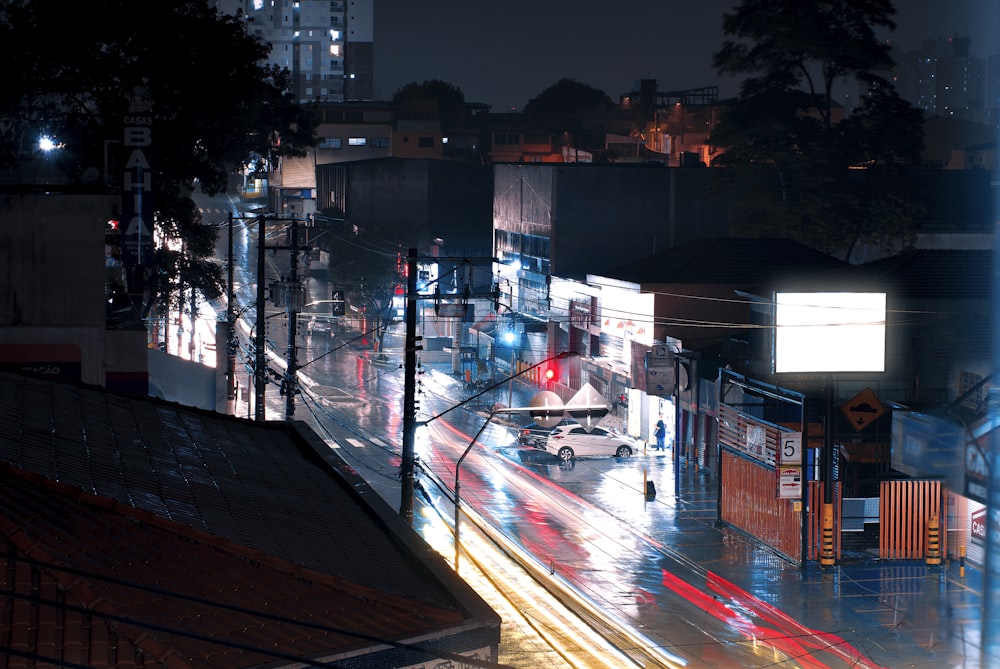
[544,367,556,381]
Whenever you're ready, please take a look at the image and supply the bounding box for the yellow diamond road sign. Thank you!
[841,387,886,431]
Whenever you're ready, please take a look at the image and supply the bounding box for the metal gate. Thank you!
[720,450,803,563]
[879,480,945,560]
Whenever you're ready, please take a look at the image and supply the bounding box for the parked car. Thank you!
[515,418,575,448]
[543,424,639,461]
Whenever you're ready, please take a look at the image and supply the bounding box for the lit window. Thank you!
[348,137,366,146]
[330,44,341,56]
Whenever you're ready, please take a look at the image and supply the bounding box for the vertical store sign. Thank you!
[121,87,154,266]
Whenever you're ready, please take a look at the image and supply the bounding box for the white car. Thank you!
[544,424,638,462]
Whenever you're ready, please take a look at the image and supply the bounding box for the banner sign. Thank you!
[121,87,154,266]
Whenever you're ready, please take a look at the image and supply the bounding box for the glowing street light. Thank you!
[38,135,63,152]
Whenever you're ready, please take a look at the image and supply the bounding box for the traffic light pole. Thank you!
[283,218,299,422]
[400,249,420,522]
[226,211,237,415]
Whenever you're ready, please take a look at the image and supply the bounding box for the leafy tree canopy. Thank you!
[392,80,466,107]
[0,0,318,313]
[710,0,924,261]
[392,79,467,126]
[523,79,614,117]
[315,210,408,352]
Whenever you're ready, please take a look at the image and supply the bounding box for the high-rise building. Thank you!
[211,0,374,103]
[892,35,996,124]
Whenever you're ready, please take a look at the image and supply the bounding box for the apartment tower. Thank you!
[211,0,374,103]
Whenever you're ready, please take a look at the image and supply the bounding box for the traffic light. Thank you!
[331,290,345,316]
[105,219,121,247]
[542,362,558,387]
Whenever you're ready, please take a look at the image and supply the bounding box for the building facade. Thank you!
[213,0,374,103]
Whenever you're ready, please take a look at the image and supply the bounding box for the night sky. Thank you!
[373,0,1000,111]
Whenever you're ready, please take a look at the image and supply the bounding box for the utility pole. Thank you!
[250,214,307,423]
[283,217,300,422]
[399,250,499,523]
[400,248,420,522]
[226,211,237,415]
[254,214,267,421]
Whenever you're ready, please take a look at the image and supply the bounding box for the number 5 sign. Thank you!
[780,433,802,465]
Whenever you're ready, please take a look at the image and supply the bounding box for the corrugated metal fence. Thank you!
[720,450,802,563]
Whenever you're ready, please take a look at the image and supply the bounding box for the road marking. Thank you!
[346,438,366,449]
[370,437,388,449]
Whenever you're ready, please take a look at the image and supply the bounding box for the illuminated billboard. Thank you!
[774,292,886,373]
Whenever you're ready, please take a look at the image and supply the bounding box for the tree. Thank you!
[523,79,614,117]
[315,212,407,355]
[392,79,467,126]
[709,0,924,261]
[521,79,617,162]
[0,0,318,319]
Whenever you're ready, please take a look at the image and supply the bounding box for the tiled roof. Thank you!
[0,372,500,667]
[0,465,463,668]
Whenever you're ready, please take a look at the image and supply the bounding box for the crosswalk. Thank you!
[324,436,400,454]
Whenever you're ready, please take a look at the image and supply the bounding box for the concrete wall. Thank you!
[0,192,110,326]
[494,163,733,281]
[148,349,217,411]
[0,192,133,388]
[317,158,493,253]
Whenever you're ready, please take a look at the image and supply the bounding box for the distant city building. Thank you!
[211,0,374,103]
[892,35,998,124]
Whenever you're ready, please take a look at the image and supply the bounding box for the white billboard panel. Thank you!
[599,290,655,346]
[774,292,886,373]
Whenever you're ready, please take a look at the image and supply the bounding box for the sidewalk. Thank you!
[657,462,985,668]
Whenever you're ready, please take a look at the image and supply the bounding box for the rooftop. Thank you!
[0,372,499,667]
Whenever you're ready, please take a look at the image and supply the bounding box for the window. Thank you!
[494,132,519,145]
[372,138,389,148]
[418,137,434,148]
[348,137,366,146]
[320,137,341,149]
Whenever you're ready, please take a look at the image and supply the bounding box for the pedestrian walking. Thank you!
[654,415,666,451]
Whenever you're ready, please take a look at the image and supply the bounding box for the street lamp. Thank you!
[451,387,611,571]
[436,351,585,571]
